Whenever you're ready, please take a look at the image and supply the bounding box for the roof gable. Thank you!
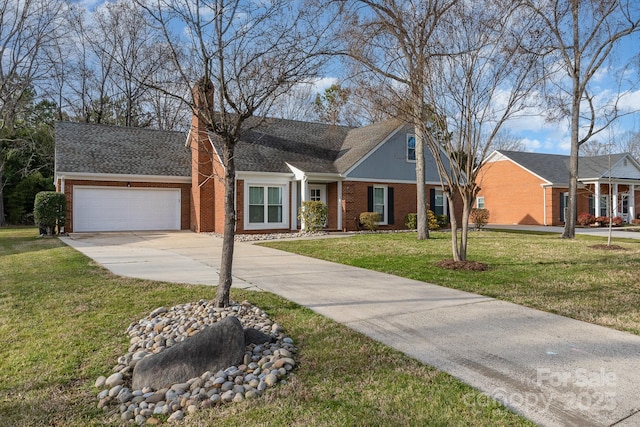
[55,121,190,177]
[210,117,408,176]
[490,150,640,184]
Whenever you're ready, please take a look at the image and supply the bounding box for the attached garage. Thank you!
[73,187,181,232]
[55,122,192,233]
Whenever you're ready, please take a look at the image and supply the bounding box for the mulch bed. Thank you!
[436,259,489,271]
[588,244,627,251]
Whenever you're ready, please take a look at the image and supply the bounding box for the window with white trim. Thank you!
[373,186,386,223]
[476,197,485,209]
[600,195,609,217]
[407,134,416,161]
[248,185,285,225]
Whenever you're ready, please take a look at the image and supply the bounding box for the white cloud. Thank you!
[311,77,338,94]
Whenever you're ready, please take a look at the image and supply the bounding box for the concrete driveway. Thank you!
[60,231,640,427]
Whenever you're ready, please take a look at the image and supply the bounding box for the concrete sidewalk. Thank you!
[60,231,640,427]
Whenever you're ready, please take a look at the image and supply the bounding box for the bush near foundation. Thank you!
[359,212,381,231]
[470,208,490,230]
[34,191,66,235]
[298,201,328,232]
[577,213,596,226]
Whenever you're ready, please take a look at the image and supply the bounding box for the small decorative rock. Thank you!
[105,372,124,388]
[95,300,297,425]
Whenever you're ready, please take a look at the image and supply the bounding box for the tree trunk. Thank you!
[459,194,472,261]
[0,188,5,227]
[0,161,5,227]
[562,0,581,240]
[215,141,236,308]
[415,122,429,240]
[447,194,461,261]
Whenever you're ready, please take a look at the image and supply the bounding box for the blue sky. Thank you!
[76,0,639,155]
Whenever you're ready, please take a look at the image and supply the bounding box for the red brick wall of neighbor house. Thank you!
[56,179,191,232]
[477,160,547,225]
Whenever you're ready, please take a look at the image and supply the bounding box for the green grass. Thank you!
[261,230,640,335]
[0,228,532,426]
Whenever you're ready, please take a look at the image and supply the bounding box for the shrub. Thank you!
[633,219,640,225]
[404,213,417,230]
[427,210,439,230]
[298,201,328,232]
[595,216,609,226]
[359,212,381,231]
[611,216,624,226]
[404,211,439,230]
[470,208,490,230]
[436,214,449,229]
[577,212,596,226]
[33,191,66,235]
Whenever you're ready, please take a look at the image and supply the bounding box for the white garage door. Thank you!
[73,187,181,232]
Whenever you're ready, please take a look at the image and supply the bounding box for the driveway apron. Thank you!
[61,231,640,427]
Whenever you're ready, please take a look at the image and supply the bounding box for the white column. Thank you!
[630,184,636,222]
[595,183,601,217]
[337,181,343,231]
[290,180,297,231]
[300,176,308,231]
[613,184,619,217]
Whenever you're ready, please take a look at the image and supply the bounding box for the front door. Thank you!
[308,184,327,226]
[309,184,327,204]
[621,193,629,222]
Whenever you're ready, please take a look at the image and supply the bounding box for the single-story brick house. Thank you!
[476,150,640,226]
[55,117,458,233]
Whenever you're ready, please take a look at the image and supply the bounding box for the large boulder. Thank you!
[132,316,245,390]
[244,327,275,345]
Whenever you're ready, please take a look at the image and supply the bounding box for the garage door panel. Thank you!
[74,187,181,232]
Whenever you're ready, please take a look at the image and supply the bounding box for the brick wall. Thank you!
[57,179,191,232]
[342,181,448,231]
[478,160,547,225]
[189,117,218,233]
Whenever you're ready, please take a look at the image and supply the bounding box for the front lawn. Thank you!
[262,230,640,335]
[0,228,531,426]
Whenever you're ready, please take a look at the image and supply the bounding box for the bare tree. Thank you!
[491,130,527,152]
[342,0,458,240]
[267,82,317,122]
[138,0,337,307]
[0,0,63,226]
[91,1,170,127]
[422,0,543,261]
[523,0,640,238]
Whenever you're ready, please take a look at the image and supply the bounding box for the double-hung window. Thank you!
[373,186,386,223]
[407,134,416,162]
[248,185,285,227]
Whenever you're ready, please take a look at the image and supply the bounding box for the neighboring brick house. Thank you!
[476,150,640,226]
[55,122,191,232]
[55,118,456,233]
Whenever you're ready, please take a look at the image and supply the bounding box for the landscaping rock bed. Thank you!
[94,300,297,424]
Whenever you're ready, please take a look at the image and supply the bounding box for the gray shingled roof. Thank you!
[226,118,353,174]
[211,117,404,175]
[55,121,190,177]
[497,150,630,184]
